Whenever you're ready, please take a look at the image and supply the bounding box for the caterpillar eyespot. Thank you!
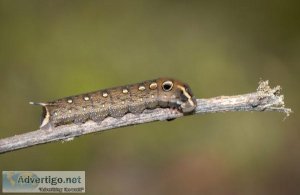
[162,80,173,91]
[30,78,197,130]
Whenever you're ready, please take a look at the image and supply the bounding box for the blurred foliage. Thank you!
[0,0,299,194]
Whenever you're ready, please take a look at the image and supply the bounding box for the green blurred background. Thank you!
[0,0,299,194]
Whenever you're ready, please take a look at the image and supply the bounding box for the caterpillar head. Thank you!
[157,78,197,113]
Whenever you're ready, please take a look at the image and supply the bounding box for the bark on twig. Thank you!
[0,80,292,154]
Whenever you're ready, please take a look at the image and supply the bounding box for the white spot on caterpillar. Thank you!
[149,82,157,90]
[68,109,72,113]
[67,99,73,103]
[122,89,128,94]
[102,92,108,97]
[138,85,145,91]
[151,95,155,98]
[140,98,143,101]
[84,96,89,101]
[54,112,58,116]
[122,101,125,105]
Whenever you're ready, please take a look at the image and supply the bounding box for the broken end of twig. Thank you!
[257,80,292,117]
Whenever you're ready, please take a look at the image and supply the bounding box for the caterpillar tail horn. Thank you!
[29,102,49,106]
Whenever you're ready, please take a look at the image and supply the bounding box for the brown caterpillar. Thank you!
[30,78,197,130]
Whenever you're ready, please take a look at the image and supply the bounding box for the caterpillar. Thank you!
[30,78,197,130]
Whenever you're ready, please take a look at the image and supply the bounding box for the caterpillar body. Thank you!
[31,78,197,130]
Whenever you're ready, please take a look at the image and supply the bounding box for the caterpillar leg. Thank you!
[40,121,54,131]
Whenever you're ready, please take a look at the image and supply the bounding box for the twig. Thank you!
[0,80,292,154]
